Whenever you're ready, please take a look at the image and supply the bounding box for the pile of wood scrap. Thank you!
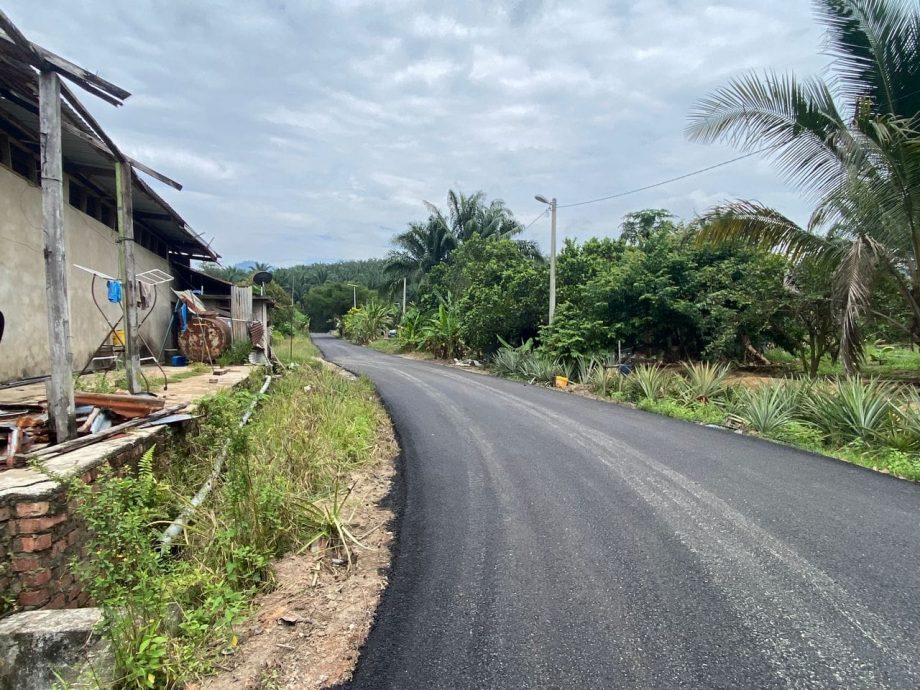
[1,393,168,469]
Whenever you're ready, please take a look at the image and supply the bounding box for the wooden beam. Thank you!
[0,10,130,105]
[38,70,76,441]
[125,155,182,191]
[116,160,142,393]
[59,80,123,160]
[32,43,130,102]
[0,10,41,64]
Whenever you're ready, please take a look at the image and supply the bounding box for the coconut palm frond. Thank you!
[814,0,920,119]
[696,200,838,264]
[833,234,883,371]
[687,72,852,198]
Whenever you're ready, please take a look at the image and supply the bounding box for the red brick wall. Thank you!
[1,434,161,615]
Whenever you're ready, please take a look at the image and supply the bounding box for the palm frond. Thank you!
[832,234,881,371]
[687,72,852,198]
[696,200,839,264]
[814,0,920,119]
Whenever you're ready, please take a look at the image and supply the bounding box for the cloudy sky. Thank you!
[12,1,829,266]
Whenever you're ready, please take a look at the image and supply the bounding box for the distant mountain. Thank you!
[235,261,257,270]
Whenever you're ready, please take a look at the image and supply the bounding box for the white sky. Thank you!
[9,1,830,265]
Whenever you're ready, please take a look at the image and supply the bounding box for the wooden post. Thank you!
[115,161,141,393]
[39,70,76,441]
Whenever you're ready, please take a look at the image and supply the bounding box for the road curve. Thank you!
[313,334,920,689]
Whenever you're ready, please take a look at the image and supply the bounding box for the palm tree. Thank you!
[686,0,920,371]
[386,220,458,282]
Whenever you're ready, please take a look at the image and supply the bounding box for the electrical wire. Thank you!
[557,146,775,209]
[522,208,549,229]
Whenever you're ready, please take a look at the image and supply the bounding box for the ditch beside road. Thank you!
[314,333,920,690]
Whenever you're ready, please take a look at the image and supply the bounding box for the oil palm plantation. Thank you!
[687,0,920,371]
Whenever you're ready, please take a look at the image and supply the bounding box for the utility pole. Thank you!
[402,277,407,317]
[535,195,558,325]
[348,283,359,309]
[39,70,76,441]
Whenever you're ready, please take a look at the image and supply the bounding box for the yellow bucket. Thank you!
[112,329,126,347]
[555,375,569,388]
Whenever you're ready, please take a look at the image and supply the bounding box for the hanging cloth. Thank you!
[106,280,122,304]
[137,281,153,310]
[179,303,189,333]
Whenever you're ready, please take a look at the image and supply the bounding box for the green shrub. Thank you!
[217,339,253,367]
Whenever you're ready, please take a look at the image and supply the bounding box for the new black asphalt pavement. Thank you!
[313,334,920,689]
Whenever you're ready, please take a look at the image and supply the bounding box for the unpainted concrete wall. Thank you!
[0,166,173,382]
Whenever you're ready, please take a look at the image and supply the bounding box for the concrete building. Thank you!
[0,26,219,384]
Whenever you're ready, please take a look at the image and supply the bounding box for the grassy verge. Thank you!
[367,338,402,354]
[484,351,920,482]
[765,343,920,380]
[59,336,386,688]
[274,332,320,364]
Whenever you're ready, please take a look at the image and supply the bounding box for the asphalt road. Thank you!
[313,334,920,689]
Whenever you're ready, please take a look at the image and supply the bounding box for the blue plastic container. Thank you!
[170,355,188,367]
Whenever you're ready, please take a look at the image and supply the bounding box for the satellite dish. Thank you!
[252,271,273,286]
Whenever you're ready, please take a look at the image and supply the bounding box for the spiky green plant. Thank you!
[679,361,731,403]
[883,387,920,451]
[729,382,798,435]
[803,377,895,444]
[629,364,673,402]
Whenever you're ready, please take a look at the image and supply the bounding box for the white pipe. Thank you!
[159,374,271,550]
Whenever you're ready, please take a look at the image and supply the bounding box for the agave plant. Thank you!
[887,388,920,451]
[490,338,533,377]
[729,382,798,435]
[803,377,896,444]
[629,364,673,402]
[679,361,731,404]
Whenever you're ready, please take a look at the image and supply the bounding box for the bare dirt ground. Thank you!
[195,407,398,690]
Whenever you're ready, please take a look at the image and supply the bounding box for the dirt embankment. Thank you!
[194,401,398,690]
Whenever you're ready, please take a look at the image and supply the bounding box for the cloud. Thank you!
[6,0,829,263]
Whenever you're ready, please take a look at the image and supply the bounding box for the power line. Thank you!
[557,147,774,209]
[523,208,548,230]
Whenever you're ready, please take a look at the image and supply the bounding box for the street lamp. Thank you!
[535,195,557,324]
[347,283,359,309]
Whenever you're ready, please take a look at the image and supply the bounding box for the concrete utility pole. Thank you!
[402,277,407,317]
[348,283,359,309]
[535,195,557,325]
[39,70,76,441]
